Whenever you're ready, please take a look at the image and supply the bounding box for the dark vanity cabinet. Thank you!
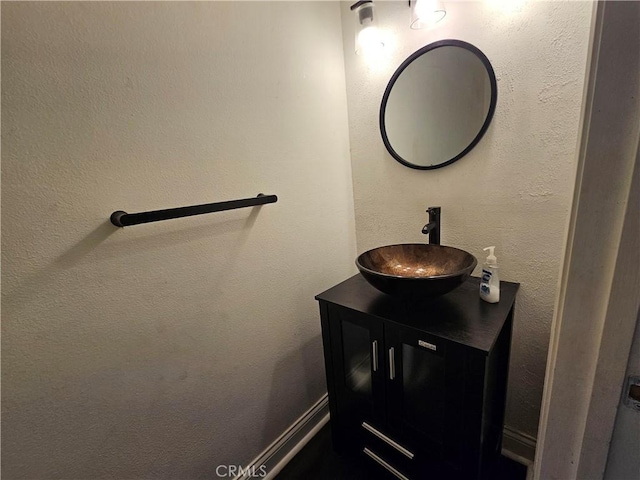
[316,275,519,480]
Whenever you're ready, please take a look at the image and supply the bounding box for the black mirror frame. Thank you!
[380,39,498,170]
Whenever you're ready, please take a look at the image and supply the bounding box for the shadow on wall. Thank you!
[2,220,117,312]
[261,334,327,448]
[3,207,264,314]
[98,206,262,258]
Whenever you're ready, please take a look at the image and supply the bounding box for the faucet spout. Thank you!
[422,222,436,234]
[422,206,441,245]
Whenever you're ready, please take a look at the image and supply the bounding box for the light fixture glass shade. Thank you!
[352,1,383,55]
[411,0,446,30]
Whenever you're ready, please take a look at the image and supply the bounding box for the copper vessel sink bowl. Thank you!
[356,244,477,297]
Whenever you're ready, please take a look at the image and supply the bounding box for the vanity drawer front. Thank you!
[359,420,456,478]
[358,424,413,480]
[358,411,466,479]
[358,433,460,480]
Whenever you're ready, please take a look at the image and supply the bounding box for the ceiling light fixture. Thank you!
[410,0,447,30]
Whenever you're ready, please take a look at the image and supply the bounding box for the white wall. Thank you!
[1,2,355,479]
[341,1,592,439]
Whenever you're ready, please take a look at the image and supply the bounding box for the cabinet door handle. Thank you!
[389,347,395,380]
[372,341,379,372]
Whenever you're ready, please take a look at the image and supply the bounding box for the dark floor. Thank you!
[276,422,527,480]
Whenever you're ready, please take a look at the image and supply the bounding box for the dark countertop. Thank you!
[316,274,519,354]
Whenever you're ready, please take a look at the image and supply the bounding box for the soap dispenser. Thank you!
[480,246,500,303]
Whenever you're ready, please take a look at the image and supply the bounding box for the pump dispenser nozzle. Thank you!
[483,246,497,266]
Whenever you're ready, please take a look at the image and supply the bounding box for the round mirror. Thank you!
[380,40,497,170]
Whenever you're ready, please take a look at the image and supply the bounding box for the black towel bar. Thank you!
[110,193,277,227]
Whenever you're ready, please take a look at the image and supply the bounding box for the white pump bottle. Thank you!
[479,246,500,303]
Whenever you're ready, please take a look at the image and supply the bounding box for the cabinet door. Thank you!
[327,304,386,431]
[385,323,465,464]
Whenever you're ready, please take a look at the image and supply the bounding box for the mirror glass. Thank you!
[380,40,497,170]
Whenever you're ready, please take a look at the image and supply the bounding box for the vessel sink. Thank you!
[356,244,477,297]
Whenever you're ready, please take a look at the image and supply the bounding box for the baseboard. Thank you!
[502,425,536,472]
[235,394,330,480]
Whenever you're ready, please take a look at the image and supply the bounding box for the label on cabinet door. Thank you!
[418,340,437,351]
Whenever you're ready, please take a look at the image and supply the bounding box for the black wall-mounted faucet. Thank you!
[422,206,441,245]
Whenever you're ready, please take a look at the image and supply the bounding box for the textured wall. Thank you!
[1,2,355,479]
[341,1,592,439]
[536,1,640,477]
